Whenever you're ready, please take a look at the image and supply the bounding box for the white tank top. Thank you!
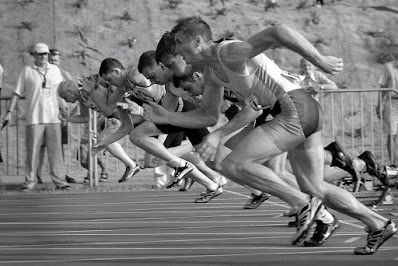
[209,40,300,108]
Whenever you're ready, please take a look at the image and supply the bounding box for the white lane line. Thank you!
[0,235,292,248]
[345,237,361,243]
[0,198,251,208]
[0,249,385,265]
[0,219,288,225]
[0,209,286,216]
[225,190,291,209]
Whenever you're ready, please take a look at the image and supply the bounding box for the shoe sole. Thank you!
[291,199,323,245]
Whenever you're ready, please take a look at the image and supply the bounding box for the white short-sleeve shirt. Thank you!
[14,63,63,125]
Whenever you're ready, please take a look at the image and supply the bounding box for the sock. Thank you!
[315,205,334,224]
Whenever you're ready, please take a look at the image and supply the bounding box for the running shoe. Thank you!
[194,186,223,203]
[291,196,323,245]
[325,141,359,181]
[358,151,388,186]
[65,175,77,184]
[118,166,141,183]
[99,173,109,182]
[243,193,271,209]
[303,215,340,246]
[165,162,193,189]
[354,220,397,255]
[21,182,35,192]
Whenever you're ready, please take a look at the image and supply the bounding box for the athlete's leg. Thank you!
[129,121,220,191]
[220,127,310,207]
[289,132,391,247]
[99,126,137,168]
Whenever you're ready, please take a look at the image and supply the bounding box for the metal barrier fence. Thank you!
[320,88,397,165]
[1,88,397,182]
[0,96,145,183]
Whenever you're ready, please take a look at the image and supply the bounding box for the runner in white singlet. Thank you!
[143,17,396,254]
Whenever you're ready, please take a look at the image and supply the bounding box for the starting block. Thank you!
[351,187,395,206]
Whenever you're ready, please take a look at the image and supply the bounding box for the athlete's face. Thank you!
[179,72,204,96]
[174,31,199,64]
[162,55,189,77]
[141,63,170,85]
[101,69,125,87]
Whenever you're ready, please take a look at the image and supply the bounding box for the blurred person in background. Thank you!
[377,59,398,167]
[0,43,71,191]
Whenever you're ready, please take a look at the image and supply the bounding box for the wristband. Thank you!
[7,110,12,114]
[129,105,144,116]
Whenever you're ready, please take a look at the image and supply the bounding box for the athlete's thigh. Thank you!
[131,121,163,137]
[226,126,284,164]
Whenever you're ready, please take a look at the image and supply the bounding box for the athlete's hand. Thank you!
[142,101,169,124]
[196,132,223,162]
[123,98,144,116]
[319,56,343,75]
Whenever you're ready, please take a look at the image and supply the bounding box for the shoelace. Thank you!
[364,227,384,249]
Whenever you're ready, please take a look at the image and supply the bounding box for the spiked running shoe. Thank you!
[354,220,397,255]
[291,196,323,245]
[194,186,223,203]
[325,141,359,181]
[303,215,340,246]
[165,162,193,189]
[358,151,389,186]
[243,193,271,209]
[118,166,141,183]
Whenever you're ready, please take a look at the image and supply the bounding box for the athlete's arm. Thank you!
[60,101,90,123]
[222,24,343,75]
[93,108,133,150]
[211,98,262,139]
[90,87,126,117]
[146,70,224,128]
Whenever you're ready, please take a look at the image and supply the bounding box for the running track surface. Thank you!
[0,189,397,266]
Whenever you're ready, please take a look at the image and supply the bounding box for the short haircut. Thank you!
[173,71,196,88]
[171,16,212,42]
[156,31,178,64]
[49,49,61,56]
[137,50,156,73]
[99,58,124,77]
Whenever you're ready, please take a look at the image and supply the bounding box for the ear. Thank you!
[192,72,201,81]
[195,36,202,47]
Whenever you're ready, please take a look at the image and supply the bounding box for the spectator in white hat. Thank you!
[0,43,71,191]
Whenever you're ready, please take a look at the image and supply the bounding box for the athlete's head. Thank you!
[58,79,80,103]
[171,16,212,64]
[99,58,126,87]
[173,71,204,96]
[156,31,189,77]
[138,50,172,85]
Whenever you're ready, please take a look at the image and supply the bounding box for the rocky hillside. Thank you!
[0,0,398,164]
[0,0,397,94]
